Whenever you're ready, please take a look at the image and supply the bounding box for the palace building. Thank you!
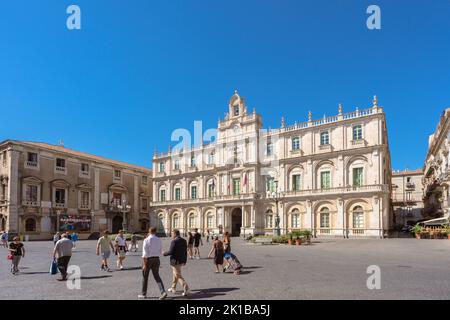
[150,91,392,238]
[0,140,152,240]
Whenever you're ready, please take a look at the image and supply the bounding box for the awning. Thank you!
[419,216,449,226]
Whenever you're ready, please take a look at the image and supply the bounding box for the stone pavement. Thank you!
[1,237,450,300]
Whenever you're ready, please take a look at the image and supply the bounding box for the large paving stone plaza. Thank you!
[1,237,450,300]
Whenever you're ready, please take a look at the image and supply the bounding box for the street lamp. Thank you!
[117,200,131,232]
[270,180,284,237]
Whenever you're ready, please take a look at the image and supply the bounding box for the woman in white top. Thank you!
[115,230,128,269]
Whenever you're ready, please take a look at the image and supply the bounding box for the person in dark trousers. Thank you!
[53,233,73,281]
[187,232,194,259]
[138,227,167,300]
[9,236,25,274]
[163,229,190,296]
[205,230,210,243]
[193,228,203,259]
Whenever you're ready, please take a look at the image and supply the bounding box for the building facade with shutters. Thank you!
[0,140,152,240]
[150,91,392,238]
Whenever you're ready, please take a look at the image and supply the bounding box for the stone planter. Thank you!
[415,233,421,240]
[295,238,302,245]
[288,239,293,245]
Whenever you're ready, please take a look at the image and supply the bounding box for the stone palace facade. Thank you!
[151,92,392,238]
[0,141,152,240]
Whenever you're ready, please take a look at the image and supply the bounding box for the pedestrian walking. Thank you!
[53,232,61,245]
[72,232,78,249]
[9,236,25,274]
[223,231,231,253]
[163,229,190,296]
[193,228,203,259]
[96,231,114,272]
[1,231,8,248]
[115,230,128,270]
[53,233,73,281]
[208,236,225,273]
[130,233,138,252]
[205,229,210,243]
[138,227,167,299]
[187,232,194,259]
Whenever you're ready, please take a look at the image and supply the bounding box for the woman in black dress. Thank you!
[187,232,194,259]
[208,236,224,273]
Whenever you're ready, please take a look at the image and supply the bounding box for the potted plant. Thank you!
[302,229,312,244]
[410,224,423,239]
[295,236,302,245]
[287,234,293,245]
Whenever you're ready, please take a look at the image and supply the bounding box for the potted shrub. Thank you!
[410,224,423,239]
[295,236,302,245]
[302,229,312,244]
[287,234,293,245]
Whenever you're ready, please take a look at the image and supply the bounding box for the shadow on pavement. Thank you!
[80,275,113,280]
[20,271,50,275]
[167,287,240,300]
[244,266,262,269]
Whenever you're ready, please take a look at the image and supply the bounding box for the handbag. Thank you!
[7,253,13,260]
[50,258,58,275]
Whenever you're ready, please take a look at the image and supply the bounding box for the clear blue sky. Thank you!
[1,0,449,170]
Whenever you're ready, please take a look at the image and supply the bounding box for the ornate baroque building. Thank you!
[423,108,450,220]
[0,141,152,240]
[151,92,392,238]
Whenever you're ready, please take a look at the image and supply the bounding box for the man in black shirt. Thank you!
[163,229,190,296]
[193,228,203,259]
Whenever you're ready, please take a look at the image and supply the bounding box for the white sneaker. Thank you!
[138,294,146,299]
[182,289,190,296]
[120,265,124,270]
[159,292,168,300]
[168,288,176,293]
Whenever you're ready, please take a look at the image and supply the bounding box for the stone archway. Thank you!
[231,208,242,237]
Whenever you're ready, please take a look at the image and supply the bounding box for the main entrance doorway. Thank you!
[112,216,123,233]
[231,208,242,237]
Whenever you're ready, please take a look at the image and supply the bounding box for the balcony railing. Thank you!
[55,166,66,173]
[318,144,332,151]
[151,193,257,206]
[53,202,66,208]
[26,161,38,167]
[406,182,415,189]
[22,200,39,207]
[284,184,389,197]
[351,139,366,146]
[79,203,90,210]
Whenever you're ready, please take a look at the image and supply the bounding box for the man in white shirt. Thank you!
[138,227,167,299]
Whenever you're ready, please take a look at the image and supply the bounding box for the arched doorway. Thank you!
[112,216,123,234]
[231,208,242,237]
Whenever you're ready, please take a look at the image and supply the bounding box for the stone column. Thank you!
[7,149,20,234]
[94,168,100,211]
[337,198,345,237]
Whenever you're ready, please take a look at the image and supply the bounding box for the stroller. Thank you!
[224,252,243,275]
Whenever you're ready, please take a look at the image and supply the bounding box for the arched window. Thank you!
[25,218,36,232]
[291,208,300,229]
[353,206,364,229]
[320,207,330,229]
[172,213,179,229]
[188,212,196,229]
[206,212,214,229]
[157,214,164,232]
[265,210,274,228]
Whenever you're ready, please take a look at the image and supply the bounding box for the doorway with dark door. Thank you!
[231,208,242,237]
[112,215,123,234]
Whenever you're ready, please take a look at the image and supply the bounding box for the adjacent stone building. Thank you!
[151,92,392,238]
[391,169,424,227]
[0,140,152,240]
[423,108,450,220]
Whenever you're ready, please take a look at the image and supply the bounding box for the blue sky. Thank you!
[0,0,449,169]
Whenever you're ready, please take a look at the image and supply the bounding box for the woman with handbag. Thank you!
[8,236,25,275]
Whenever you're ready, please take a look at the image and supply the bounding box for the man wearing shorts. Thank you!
[96,230,115,272]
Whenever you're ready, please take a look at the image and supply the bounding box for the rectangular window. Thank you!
[114,170,121,179]
[320,131,329,145]
[56,158,65,168]
[190,156,196,167]
[159,162,165,173]
[292,175,301,191]
[266,177,275,193]
[292,214,299,228]
[353,213,364,229]
[406,192,412,201]
[112,192,121,206]
[233,178,241,195]
[81,191,89,206]
[266,215,273,228]
[292,137,300,150]
[174,160,180,170]
[81,163,89,173]
[2,151,6,166]
[160,190,166,202]
[26,185,38,202]
[208,152,215,165]
[141,198,148,211]
[191,186,197,199]
[207,215,213,228]
[141,176,148,185]
[175,188,181,200]
[353,168,364,187]
[320,171,331,189]
[320,213,330,228]
[353,125,363,141]
[55,189,65,204]
[27,152,38,163]
[266,142,273,156]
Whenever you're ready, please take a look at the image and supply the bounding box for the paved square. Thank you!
[1,238,450,300]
